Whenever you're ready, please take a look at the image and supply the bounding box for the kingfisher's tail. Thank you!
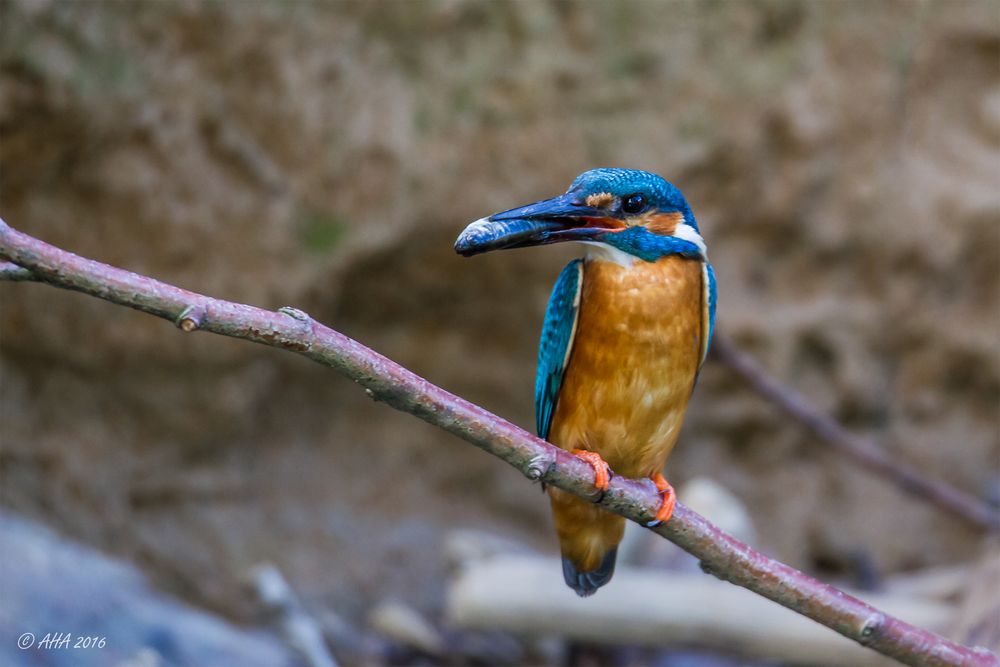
[548,487,625,597]
[562,547,618,596]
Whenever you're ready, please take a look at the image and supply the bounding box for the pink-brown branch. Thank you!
[0,218,995,667]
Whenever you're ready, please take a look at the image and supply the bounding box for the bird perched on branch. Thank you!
[455,169,716,596]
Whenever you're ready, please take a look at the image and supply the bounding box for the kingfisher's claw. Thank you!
[645,472,676,527]
[572,449,612,498]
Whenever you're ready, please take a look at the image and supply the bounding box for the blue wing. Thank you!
[700,262,718,366]
[535,259,583,440]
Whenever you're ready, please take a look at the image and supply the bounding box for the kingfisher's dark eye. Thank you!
[622,193,646,215]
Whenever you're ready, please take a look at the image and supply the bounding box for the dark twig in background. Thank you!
[1,218,996,667]
[711,337,1000,531]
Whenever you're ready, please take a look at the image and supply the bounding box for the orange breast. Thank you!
[549,254,704,478]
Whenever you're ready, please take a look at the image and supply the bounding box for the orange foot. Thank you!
[572,449,612,499]
[645,472,676,527]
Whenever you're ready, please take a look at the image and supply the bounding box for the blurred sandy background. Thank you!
[1,1,998,665]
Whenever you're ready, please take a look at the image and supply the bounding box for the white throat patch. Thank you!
[580,241,637,267]
[673,222,708,259]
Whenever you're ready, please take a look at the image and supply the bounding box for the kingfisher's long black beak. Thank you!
[454,193,622,257]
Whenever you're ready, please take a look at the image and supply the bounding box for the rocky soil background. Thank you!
[1,0,998,663]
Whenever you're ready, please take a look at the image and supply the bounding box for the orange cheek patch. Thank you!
[639,211,684,235]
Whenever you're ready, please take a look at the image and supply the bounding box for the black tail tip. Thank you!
[562,548,617,597]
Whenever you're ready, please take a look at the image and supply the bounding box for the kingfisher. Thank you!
[455,168,717,596]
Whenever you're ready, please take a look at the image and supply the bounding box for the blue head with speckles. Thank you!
[567,168,698,231]
[455,168,705,262]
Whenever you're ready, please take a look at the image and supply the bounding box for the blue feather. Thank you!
[600,226,703,263]
[535,259,583,439]
[706,262,717,351]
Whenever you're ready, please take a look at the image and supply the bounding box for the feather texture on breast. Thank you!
[549,253,705,478]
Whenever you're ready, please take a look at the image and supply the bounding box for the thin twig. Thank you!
[252,564,341,667]
[711,336,1000,531]
[0,260,34,281]
[0,219,995,667]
